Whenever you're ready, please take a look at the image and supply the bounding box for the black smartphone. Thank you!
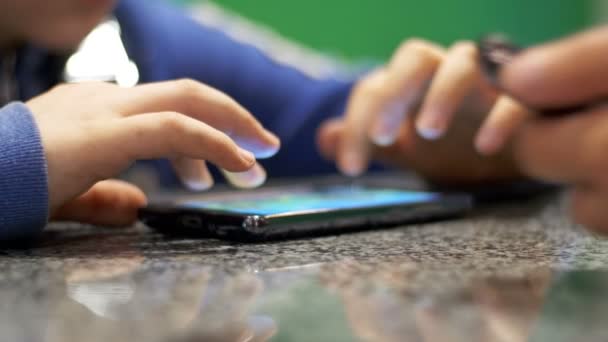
[138,184,472,242]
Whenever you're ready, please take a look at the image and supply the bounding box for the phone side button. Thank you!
[242,215,267,233]
[181,215,203,229]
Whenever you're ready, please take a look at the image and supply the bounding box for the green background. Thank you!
[174,0,593,60]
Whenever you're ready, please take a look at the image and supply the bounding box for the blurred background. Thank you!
[127,0,603,191]
[171,0,599,62]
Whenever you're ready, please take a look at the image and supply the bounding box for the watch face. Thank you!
[477,34,522,87]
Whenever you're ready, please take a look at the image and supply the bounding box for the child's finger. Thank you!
[221,163,267,189]
[118,112,257,173]
[122,79,281,158]
[171,157,214,191]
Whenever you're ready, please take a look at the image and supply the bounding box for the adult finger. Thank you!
[513,107,608,184]
[416,41,480,140]
[120,79,280,158]
[337,69,386,176]
[52,180,147,226]
[501,26,608,108]
[570,186,608,234]
[316,118,343,161]
[338,41,443,176]
[475,96,532,155]
[368,40,444,146]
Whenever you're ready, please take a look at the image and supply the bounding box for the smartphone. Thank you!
[138,184,472,242]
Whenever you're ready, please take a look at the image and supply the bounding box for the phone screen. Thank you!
[180,186,439,215]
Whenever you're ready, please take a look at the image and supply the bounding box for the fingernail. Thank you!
[235,134,281,159]
[222,163,267,189]
[416,125,443,140]
[339,150,364,177]
[174,159,214,191]
[239,148,256,165]
[183,175,214,191]
[370,103,406,146]
[416,113,444,140]
[265,131,281,147]
[257,130,281,158]
[253,143,280,159]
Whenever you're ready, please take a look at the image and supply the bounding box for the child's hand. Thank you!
[27,80,280,225]
[317,39,527,185]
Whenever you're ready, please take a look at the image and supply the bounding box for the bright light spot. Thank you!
[64,19,139,87]
[116,61,140,87]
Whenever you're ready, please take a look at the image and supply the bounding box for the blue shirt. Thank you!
[0,0,354,239]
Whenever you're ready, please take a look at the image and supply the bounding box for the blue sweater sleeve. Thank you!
[0,102,48,240]
[115,0,355,177]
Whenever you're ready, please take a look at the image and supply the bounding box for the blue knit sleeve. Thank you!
[0,102,48,240]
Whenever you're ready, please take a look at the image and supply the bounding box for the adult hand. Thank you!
[498,27,608,233]
[317,39,527,186]
[27,80,280,226]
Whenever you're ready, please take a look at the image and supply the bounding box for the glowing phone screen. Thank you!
[181,186,438,215]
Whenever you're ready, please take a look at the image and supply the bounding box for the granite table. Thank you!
[2,178,608,342]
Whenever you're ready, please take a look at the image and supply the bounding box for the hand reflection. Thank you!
[176,273,276,342]
[52,260,276,342]
[471,269,551,342]
[320,261,552,342]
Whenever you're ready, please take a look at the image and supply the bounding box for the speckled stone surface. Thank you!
[2,188,608,341]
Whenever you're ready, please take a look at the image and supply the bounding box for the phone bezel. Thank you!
[138,186,473,241]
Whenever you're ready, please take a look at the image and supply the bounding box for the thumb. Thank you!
[52,180,148,227]
[501,26,608,109]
